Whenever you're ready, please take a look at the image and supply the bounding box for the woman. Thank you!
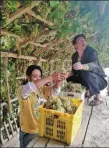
[17,65,66,148]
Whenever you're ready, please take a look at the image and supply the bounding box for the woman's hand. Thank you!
[34,72,66,88]
[52,72,67,88]
[66,71,72,78]
[52,72,66,81]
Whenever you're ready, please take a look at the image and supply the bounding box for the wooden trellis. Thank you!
[1,51,47,62]
[0,1,74,146]
[1,0,73,59]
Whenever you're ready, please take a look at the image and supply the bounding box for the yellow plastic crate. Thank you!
[38,97,83,145]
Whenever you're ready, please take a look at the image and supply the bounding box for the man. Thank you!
[67,34,107,105]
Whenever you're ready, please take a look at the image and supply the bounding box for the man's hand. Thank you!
[73,62,84,70]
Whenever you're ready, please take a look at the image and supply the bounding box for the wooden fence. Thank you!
[0,98,19,145]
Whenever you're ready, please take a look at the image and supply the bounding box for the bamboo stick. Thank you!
[16,76,26,80]
[29,41,49,48]
[3,1,41,27]
[1,30,22,41]
[35,39,64,55]
[4,57,12,115]
[1,51,46,62]
[27,10,54,26]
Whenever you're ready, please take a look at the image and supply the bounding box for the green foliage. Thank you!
[49,2,73,38]
[0,9,6,27]
[50,1,59,8]
[4,0,18,13]
[1,36,16,51]
[1,59,6,101]
[20,0,31,7]
[38,2,51,19]
[8,59,17,98]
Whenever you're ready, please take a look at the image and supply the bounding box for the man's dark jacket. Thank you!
[72,46,106,78]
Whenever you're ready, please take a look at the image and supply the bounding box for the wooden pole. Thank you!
[1,51,46,62]
[4,57,12,115]
[27,10,54,26]
[1,30,22,41]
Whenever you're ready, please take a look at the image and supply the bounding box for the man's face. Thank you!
[74,37,87,51]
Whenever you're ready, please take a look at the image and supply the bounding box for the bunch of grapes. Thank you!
[44,96,77,114]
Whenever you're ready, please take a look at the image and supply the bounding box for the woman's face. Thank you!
[30,69,42,82]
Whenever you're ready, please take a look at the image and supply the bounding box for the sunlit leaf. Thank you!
[50,1,59,8]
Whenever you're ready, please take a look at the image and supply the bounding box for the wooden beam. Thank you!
[4,57,12,115]
[1,29,56,53]
[19,39,47,49]
[35,39,64,56]
[16,76,26,80]
[27,10,54,26]
[37,31,57,43]
[21,30,57,48]
[4,1,41,27]
[0,51,46,61]
[29,41,49,48]
[1,30,22,41]
[34,40,57,55]
[18,37,30,48]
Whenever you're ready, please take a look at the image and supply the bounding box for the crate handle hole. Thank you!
[53,115,59,119]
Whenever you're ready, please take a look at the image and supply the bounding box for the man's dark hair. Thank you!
[72,34,86,45]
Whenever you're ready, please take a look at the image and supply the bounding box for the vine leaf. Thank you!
[50,1,59,8]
